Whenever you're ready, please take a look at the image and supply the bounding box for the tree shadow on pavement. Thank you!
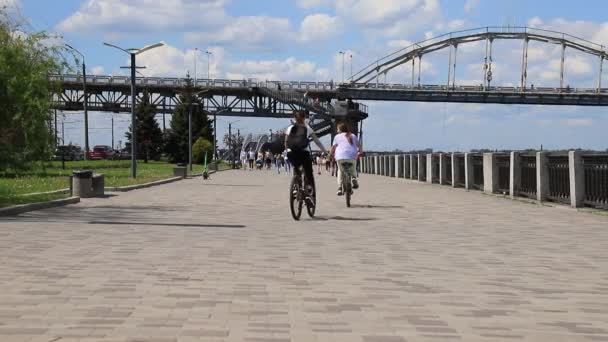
[203,184,265,187]
[350,204,404,209]
[88,221,245,228]
[312,216,377,221]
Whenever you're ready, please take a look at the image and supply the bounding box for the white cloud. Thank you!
[299,13,342,42]
[0,0,19,8]
[464,0,480,13]
[527,16,543,27]
[57,0,228,35]
[296,0,332,9]
[184,16,293,51]
[447,19,466,31]
[132,43,329,81]
[90,66,105,75]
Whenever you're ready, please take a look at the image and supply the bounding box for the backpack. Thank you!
[286,125,309,151]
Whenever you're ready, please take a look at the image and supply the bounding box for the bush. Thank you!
[192,137,213,164]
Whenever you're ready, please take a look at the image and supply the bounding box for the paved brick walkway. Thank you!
[1,170,608,342]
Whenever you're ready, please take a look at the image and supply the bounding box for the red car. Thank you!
[89,145,116,160]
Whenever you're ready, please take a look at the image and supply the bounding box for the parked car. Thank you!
[53,145,84,161]
[89,145,116,160]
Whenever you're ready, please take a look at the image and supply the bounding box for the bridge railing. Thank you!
[361,150,608,210]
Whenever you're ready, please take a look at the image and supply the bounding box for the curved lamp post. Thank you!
[103,42,164,178]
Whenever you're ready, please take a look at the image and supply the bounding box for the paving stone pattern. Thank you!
[1,170,608,341]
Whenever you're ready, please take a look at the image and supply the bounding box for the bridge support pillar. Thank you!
[464,153,474,190]
[451,153,460,188]
[426,154,434,184]
[483,153,499,194]
[439,154,448,185]
[510,152,521,198]
[569,150,586,208]
[536,152,549,202]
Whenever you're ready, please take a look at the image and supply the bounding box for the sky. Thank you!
[6,0,608,151]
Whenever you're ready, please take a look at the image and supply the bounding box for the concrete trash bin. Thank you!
[173,166,187,178]
[72,170,93,198]
[92,173,105,197]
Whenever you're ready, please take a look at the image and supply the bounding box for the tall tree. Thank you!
[0,9,70,172]
[165,77,213,163]
[125,91,163,162]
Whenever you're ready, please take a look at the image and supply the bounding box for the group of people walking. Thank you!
[240,149,292,174]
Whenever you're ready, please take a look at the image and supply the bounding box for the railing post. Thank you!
[536,152,549,202]
[381,156,386,176]
[395,155,400,178]
[410,154,416,180]
[439,154,447,185]
[569,150,585,208]
[374,156,379,175]
[404,154,410,179]
[510,151,521,198]
[483,153,498,194]
[389,155,395,177]
[451,153,460,188]
[417,154,425,181]
[426,153,433,184]
[465,153,474,190]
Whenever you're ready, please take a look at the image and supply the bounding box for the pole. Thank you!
[213,113,217,160]
[229,123,233,169]
[82,61,89,160]
[54,109,58,146]
[194,48,197,84]
[188,102,193,172]
[130,53,137,178]
[341,53,345,83]
[111,116,114,149]
[162,97,166,132]
[207,52,210,80]
[350,54,353,80]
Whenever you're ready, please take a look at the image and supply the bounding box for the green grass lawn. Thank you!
[0,159,229,207]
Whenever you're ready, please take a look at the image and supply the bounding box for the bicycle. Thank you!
[339,161,354,208]
[289,165,316,220]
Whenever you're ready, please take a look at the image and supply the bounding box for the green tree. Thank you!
[125,91,163,162]
[0,10,71,172]
[165,77,213,163]
[192,137,213,164]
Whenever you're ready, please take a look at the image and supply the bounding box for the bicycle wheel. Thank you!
[290,174,303,220]
[306,177,316,218]
[344,175,352,208]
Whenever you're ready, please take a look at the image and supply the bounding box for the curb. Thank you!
[104,176,184,192]
[0,197,80,217]
[18,188,70,197]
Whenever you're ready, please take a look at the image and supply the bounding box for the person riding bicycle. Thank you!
[285,110,327,197]
[330,122,362,196]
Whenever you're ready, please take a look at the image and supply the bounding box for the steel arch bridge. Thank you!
[52,26,608,114]
[336,26,608,105]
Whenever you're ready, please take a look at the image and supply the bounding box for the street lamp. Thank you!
[103,41,165,178]
[205,50,212,80]
[339,51,345,83]
[350,54,353,80]
[65,44,89,160]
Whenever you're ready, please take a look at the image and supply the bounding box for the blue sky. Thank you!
[9,0,608,151]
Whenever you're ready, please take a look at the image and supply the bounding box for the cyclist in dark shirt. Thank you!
[285,111,327,195]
